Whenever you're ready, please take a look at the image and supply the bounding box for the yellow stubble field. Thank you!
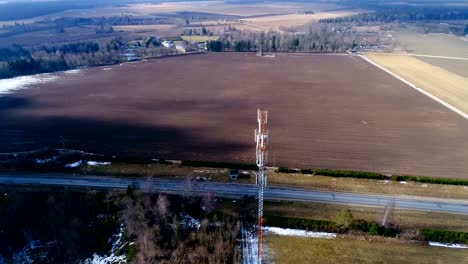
[364,53,468,115]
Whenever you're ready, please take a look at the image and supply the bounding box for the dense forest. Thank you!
[0,188,245,263]
[0,190,120,263]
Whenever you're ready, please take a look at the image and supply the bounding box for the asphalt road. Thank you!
[0,174,467,214]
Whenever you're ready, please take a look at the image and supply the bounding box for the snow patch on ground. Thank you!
[0,74,57,95]
[83,225,127,264]
[65,160,83,168]
[264,227,337,239]
[65,69,82,74]
[180,214,200,230]
[35,158,55,164]
[12,240,56,263]
[429,242,468,249]
[87,161,111,166]
[241,226,258,264]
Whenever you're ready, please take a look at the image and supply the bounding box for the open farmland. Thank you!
[393,31,468,57]
[417,57,468,78]
[364,53,468,115]
[124,1,342,17]
[1,53,468,178]
[265,236,468,264]
[392,31,468,77]
[239,10,362,31]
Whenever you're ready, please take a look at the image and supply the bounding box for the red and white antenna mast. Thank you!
[255,109,268,264]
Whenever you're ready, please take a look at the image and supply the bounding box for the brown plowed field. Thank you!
[1,53,467,178]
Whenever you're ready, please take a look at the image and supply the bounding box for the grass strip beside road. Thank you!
[264,201,468,232]
[266,171,468,200]
[265,235,468,264]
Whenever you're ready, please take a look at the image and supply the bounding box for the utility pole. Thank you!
[255,109,269,264]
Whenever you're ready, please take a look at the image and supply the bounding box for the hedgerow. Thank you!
[392,175,468,186]
[264,215,337,232]
[314,169,386,180]
[420,229,468,244]
[275,167,299,173]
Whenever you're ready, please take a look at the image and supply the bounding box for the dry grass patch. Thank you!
[239,10,362,30]
[266,171,468,200]
[418,57,468,78]
[113,24,176,32]
[80,163,239,182]
[365,53,468,114]
[393,31,468,57]
[181,35,220,42]
[265,235,468,264]
[264,201,468,232]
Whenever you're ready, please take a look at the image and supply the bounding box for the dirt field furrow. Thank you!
[1,53,467,178]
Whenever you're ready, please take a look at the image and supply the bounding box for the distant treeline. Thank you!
[40,42,100,54]
[0,42,104,79]
[206,23,369,53]
[0,45,30,61]
[4,57,68,77]
[320,7,468,23]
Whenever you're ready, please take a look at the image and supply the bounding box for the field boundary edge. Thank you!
[359,54,468,121]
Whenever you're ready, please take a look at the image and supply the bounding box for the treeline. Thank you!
[265,212,398,237]
[0,41,122,79]
[40,42,100,54]
[420,229,468,244]
[4,57,68,77]
[204,23,378,53]
[0,44,30,61]
[320,7,468,23]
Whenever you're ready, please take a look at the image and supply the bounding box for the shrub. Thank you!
[276,167,299,173]
[420,229,468,244]
[314,169,386,180]
[335,209,353,230]
[352,219,399,237]
[264,215,337,232]
[300,169,314,174]
[392,175,468,186]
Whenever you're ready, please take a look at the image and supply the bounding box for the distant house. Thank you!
[198,42,207,50]
[175,41,198,53]
[229,169,239,180]
[162,40,174,48]
[175,43,187,53]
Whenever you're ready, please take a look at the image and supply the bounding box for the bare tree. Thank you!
[183,176,194,198]
[156,193,170,218]
[201,190,216,213]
